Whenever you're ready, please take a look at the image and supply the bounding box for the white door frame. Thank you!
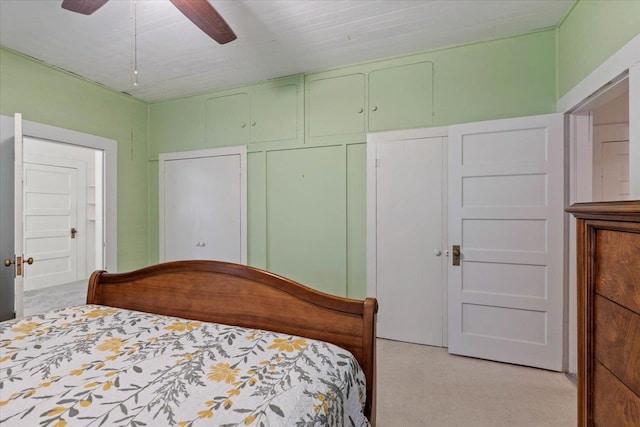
[1,114,117,318]
[158,146,248,264]
[366,126,449,345]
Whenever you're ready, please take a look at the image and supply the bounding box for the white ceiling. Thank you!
[0,0,574,103]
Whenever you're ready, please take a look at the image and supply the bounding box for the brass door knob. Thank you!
[3,258,12,267]
[25,257,34,265]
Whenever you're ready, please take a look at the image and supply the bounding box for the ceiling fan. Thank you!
[61,0,237,44]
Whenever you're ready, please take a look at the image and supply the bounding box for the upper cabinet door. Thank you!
[250,84,298,143]
[308,73,365,137]
[369,62,433,132]
[206,93,250,146]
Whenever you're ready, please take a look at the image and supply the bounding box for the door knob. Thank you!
[4,255,33,276]
[434,249,442,256]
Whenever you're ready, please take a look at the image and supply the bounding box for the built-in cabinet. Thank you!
[205,77,302,146]
[308,73,366,137]
[368,62,433,131]
[159,147,247,265]
[183,60,435,299]
[265,146,347,297]
[367,128,447,347]
[306,61,433,141]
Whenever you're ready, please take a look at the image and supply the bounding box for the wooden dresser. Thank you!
[567,201,640,426]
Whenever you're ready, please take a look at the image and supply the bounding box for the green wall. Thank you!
[10,5,635,296]
[148,29,557,298]
[0,47,149,272]
[557,0,640,97]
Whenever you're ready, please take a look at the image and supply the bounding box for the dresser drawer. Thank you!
[593,361,640,427]
[595,229,640,313]
[594,295,640,396]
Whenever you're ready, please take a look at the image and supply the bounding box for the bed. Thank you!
[0,260,378,426]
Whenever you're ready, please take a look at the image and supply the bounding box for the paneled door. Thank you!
[159,147,247,264]
[601,141,630,200]
[367,130,447,346]
[448,113,564,371]
[22,154,85,291]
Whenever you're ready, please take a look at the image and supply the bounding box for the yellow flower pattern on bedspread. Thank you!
[0,305,369,426]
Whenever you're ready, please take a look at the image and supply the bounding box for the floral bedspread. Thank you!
[0,305,370,427]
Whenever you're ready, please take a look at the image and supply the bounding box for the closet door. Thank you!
[368,133,446,346]
[160,147,247,264]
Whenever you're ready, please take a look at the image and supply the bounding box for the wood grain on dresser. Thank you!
[567,201,640,427]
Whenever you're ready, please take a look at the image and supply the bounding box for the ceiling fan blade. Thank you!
[170,0,237,44]
[61,0,109,15]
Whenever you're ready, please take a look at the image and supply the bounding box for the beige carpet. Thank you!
[376,339,576,426]
[23,280,88,317]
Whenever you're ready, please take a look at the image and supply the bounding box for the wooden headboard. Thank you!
[87,260,378,424]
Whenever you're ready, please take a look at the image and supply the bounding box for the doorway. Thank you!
[591,86,630,201]
[0,114,117,320]
[21,138,105,316]
[567,76,631,374]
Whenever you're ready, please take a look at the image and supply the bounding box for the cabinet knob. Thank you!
[241,123,246,128]
[251,121,256,127]
[358,108,364,114]
[434,249,442,256]
[372,106,378,112]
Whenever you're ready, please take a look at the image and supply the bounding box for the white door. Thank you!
[22,154,85,291]
[0,115,17,320]
[601,141,630,200]
[448,113,564,371]
[375,137,445,345]
[160,147,247,264]
[12,113,26,317]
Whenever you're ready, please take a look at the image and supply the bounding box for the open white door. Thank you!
[12,113,27,318]
[448,113,564,371]
[0,116,15,320]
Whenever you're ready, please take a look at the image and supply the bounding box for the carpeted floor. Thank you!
[23,280,88,317]
[22,284,577,426]
[376,338,577,426]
